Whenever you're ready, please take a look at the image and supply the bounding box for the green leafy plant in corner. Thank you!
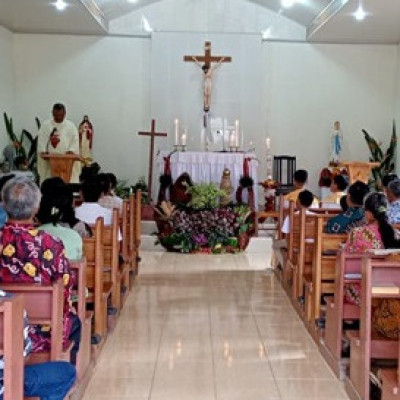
[3,112,40,173]
[362,121,397,190]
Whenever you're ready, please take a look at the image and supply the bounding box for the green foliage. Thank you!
[362,121,397,190]
[186,183,226,210]
[3,112,39,174]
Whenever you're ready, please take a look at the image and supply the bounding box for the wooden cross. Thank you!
[184,41,232,69]
[138,119,167,202]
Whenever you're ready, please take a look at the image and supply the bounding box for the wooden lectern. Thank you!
[41,153,81,183]
[339,161,380,184]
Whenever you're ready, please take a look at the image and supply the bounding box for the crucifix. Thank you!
[138,119,167,202]
[184,41,232,113]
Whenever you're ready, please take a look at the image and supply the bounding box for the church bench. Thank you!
[381,333,400,400]
[83,217,111,339]
[0,293,24,400]
[345,257,400,400]
[282,201,296,294]
[320,251,384,379]
[0,280,72,363]
[308,214,347,330]
[134,190,142,275]
[120,200,132,298]
[99,209,120,312]
[292,208,316,310]
[69,258,93,383]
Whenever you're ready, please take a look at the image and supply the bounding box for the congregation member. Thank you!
[37,103,81,183]
[323,174,348,205]
[273,190,315,269]
[38,177,91,239]
[325,180,370,233]
[36,180,83,260]
[75,176,114,225]
[343,192,400,340]
[98,172,124,215]
[386,179,400,224]
[284,169,309,203]
[0,290,76,400]
[0,175,14,229]
[382,173,398,195]
[0,177,81,364]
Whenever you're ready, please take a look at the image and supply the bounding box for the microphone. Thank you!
[46,128,57,152]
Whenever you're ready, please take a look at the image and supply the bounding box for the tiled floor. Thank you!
[82,251,349,400]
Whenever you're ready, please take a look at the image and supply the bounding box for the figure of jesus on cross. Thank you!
[184,42,232,113]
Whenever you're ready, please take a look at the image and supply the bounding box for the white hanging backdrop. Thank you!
[150,31,263,198]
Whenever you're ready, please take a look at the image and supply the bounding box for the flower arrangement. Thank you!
[155,203,253,253]
[186,182,226,210]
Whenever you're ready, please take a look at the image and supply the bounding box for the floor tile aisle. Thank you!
[82,252,349,400]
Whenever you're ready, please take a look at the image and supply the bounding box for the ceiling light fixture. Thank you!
[281,0,295,8]
[53,0,68,11]
[353,2,367,21]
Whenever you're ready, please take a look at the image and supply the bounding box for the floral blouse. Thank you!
[343,223,384,306]
[344,223,384,253]
[0,222,73,352]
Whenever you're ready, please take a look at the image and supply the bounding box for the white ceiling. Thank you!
[0,0,399,44]
[308,0,400,44]
[95,0,331,26]
[0,0,106,35]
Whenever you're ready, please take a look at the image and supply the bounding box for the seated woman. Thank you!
[344,192,400,339]
[38,177,91,238]
[0,177,81,364]
[36,180,83,261]
[325,180,370,233]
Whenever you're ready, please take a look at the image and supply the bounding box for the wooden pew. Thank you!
[69,258,93,382]
[83,217,111,339]
[320,251,384,378]
[0,293,24,400]
[293,208,316,304]
[99,209,121,312]
[282,201,296,293]
[381,323,400,400]
[306,214,347,330]
[120,200,132,295]
[345,257,400,400]
[134,189,142,275]
[0,280,69,363]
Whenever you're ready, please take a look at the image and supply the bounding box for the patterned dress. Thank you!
[343,224,384,306]
[0,223,73,352]
[325,207,365,234]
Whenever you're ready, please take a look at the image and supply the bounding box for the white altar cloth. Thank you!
[157,151,259,208]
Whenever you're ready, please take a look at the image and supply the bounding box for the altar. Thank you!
[157,151,259,206]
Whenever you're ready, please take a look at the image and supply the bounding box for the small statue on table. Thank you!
[79,115,93,160]
[219,168,233,207]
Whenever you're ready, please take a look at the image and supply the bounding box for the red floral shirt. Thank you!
[0,222,73,352]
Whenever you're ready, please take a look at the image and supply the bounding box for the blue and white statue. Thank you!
[331,121,343,164]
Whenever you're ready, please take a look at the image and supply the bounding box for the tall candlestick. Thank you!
[229,131,235,148]
[174,118,179,146]
[234,120,240,148]
[266,137,271,150]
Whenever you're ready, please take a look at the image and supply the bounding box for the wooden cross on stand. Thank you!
[138,119,167,202]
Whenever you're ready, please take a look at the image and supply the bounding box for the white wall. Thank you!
[10,32,400,195]
[0,25,15,150]
[262,42,398,193]
[13,34,151,184]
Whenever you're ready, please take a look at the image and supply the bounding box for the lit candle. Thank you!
[235,120,240,147]
[181,133,187,146]
[174,118,179,146]
[266,137,271,150]
[229,131,236,147]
